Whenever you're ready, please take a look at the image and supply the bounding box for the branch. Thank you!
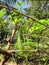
[0,48,12,56]
[8,49,49,55]
[0,24,19,65]
[0,18,22,65]
[0,49,49,55]
[0,48,12,65]
[0,1,49,28]
[0,48,49,64]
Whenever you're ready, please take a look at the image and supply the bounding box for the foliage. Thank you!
[25,1,49,19]
[0,8,6,18]
[16,30,23,55]
[0,1,49,65]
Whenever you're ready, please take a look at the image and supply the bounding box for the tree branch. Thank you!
[0,1,49,28]
[0,49,49,56]
[0,25,19,65]
[0,48,12,56]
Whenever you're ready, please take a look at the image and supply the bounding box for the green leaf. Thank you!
[17,31,23,55]
[17,2,22,6]
[0,8,6,18]
[13,16,18,23]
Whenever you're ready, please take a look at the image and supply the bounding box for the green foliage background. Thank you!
[0,0,49,65]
